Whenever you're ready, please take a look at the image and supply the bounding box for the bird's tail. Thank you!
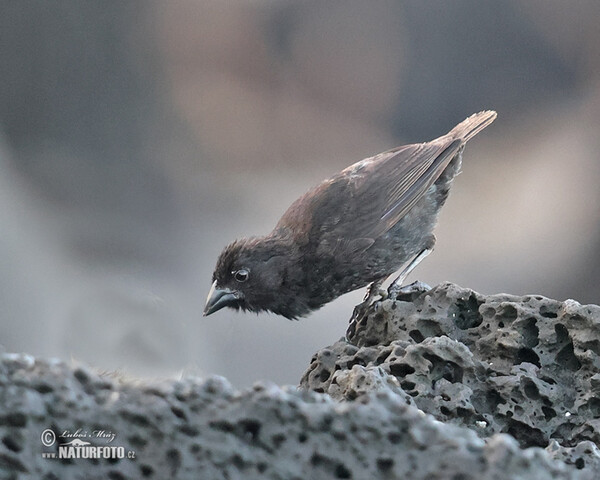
[449,110,497,143]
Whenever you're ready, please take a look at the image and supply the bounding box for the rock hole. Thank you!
[298,432,308,443]
[179,424,199,437]
[456,407,471,419]
[2,435,22,452]
[586,397,600,418]
[375,352,390,364]
[376,458,394,472]
[416,319,445,338]
[231,454,245,469]
[540,376,557,385]
[209,420,234,433]
[33,383,54,394]
[506,419,547,448]
[498,304,518,320]
[551,422,575,442]
[388,432,402,444]
[409,330,425,343]
[0,413,27,428]
[335,463,352,479]
[166,449,181,475]
[539,305,558,318]
[171,406,186,420]
[389,363,415,378]
[440,406,451,416]
[451,293,484,329]
[400,380,416,392]
[542,406,556,420]
[140,465,154,477]
[471,389,506,414]
[108,472,126,480]
[519,317,539,348]
[347,358,366,368]
[554,323,569,343]
[424,353,463,383]
[516,348,541,368]
[319,369,331,382]
[239,419,261,441]
[581,339,600,356]
[556,342,581,371]
[575,457,585,469]
[73,368,90,385]
[553,324,581,370]
[522,379,540,400]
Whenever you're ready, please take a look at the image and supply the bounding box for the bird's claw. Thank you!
[387,280,431,301]
[346,301,368,341]
[346,288,387,342]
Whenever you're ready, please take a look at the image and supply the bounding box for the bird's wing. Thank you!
[275,138,460,257]
[275,111,496,258]
[354,138,463,238]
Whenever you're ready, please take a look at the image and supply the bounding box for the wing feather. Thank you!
[275,111,496,258]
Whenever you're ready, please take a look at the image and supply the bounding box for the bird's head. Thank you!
[203,237,302,318]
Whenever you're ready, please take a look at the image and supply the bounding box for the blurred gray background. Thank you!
[1,1,599,387]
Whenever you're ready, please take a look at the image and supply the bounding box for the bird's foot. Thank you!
[387,280,431,301]
[346,285,387,342]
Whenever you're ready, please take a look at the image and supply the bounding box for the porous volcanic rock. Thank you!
[300,282,600,474]
[0,349,589,479]
[1,283,599,479]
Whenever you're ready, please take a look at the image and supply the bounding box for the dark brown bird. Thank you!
[204,111,496,320]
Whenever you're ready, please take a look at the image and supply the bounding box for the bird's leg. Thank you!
[346,277,387,341]
[387,247,433,299]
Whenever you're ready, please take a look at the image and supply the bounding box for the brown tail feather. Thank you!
[448,110,497,143]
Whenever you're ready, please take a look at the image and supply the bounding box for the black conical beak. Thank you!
[203,281,241,316]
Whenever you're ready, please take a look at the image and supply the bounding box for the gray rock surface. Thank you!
[0,282,598,479]
[301,282,600,474]
[0,353,589,479]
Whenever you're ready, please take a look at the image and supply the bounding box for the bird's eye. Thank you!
[233,269,249,282]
